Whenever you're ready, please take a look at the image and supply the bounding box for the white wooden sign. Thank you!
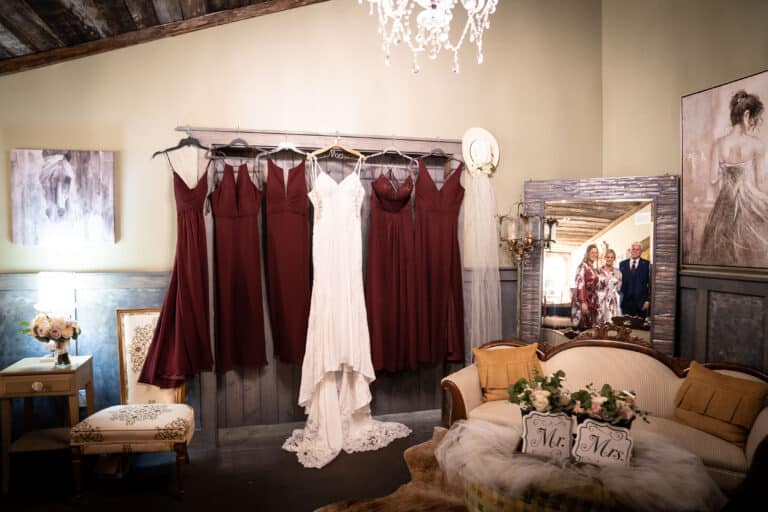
[521,411,573,461]
[572,418,633,466]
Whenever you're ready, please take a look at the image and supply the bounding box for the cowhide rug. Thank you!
[314,427,465,512]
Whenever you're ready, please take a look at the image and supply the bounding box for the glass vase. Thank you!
[55,340,71,368]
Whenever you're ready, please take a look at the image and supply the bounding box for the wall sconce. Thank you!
[543,218,559,250]
[499,206,558,261]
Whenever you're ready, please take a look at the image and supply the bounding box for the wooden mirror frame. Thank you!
[519,175,680,355]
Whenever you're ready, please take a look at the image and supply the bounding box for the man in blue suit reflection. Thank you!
[619,242,651,318]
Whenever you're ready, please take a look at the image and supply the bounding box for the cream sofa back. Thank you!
[540,346,682,417]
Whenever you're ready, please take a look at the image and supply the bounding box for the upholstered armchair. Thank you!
[70,308,195,495]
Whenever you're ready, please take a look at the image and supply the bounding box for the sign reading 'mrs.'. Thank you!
[572,419,633,466]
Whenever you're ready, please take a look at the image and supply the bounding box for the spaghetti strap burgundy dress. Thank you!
[365,170,418,372]
[139,169,214,388]
[414,158,465,364]
[210,163,267,370]
[265,159,311,364]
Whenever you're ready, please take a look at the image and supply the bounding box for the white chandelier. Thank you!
[359,0,499,73]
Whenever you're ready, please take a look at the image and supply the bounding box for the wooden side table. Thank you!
[0,355,95,494]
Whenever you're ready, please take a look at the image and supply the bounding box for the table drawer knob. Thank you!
[31,381,44,392]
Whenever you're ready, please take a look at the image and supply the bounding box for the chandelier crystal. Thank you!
[359,0,499,73]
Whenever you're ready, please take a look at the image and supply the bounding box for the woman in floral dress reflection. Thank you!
[571,244,599,330]
[597,248,622,325]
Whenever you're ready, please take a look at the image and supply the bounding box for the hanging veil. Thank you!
[462,170,503,363]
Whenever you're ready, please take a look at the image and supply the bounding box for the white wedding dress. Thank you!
[282,156,411,468]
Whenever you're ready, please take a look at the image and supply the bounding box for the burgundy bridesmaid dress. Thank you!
[140,169,214,388]
[414,159,465,363]
[265,158,311,364]
[365,170,418,372]
[210,163,267,371]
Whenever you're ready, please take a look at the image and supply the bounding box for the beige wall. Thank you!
[602,0,768,177]
[0,0,604,272]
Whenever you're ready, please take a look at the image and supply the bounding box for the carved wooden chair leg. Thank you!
[174,443,185,497]
[184,445,190,465]
[71,446,82,496]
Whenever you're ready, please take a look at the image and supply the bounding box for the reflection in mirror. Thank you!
[540,200,653,346]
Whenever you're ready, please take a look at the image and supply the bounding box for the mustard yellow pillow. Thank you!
[473,344,543,402]
[673,361,768,445]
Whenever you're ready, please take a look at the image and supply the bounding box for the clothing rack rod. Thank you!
[174,125,462,147]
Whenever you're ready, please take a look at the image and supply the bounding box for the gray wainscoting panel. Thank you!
[677,288,697,361]
[73,273,170,411]
[707,292,764,367]
[679,270,768,371]
[2,268,518,438]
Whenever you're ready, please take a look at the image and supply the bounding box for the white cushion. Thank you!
[71,403,194,454]
[469,400,522,428]
[633,416,746,473]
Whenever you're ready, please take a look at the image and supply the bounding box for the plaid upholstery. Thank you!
[464,481,622,512]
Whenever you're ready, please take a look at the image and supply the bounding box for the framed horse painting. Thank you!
[11,149,115,245]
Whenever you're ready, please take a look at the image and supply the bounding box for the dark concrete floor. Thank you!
[0,410,441,512]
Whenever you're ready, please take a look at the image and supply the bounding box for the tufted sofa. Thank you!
[441,339,768,494]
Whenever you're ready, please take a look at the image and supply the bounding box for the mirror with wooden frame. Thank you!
[519,176,680,355]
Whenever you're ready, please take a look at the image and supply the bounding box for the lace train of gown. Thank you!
[282,157,411,468]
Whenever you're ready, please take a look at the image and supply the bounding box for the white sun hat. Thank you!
[462,127,500,175]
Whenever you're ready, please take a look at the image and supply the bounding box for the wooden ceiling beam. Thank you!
[153,0,184,24]
[30,0,101,45]
[0,0,330,76]
[87,0,139,35]
[0,22,33,56]
[125,0,160,29]
[0,1,63,52]
[584,202,650,246]
[180,0,209,19]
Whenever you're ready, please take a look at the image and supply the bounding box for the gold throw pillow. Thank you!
[473,343,543,402]
[673,361,768,445]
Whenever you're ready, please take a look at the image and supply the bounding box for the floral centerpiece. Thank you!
[570,383,648,428]
[20,313,81,368]
[508,370,649,427]
[508,370,572,414]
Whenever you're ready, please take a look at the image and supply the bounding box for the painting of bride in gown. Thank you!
[682,70,768,269]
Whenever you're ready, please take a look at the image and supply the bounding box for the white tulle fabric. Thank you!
[462,171,502,363]
[282,157,411,468]
[435,419,726,512]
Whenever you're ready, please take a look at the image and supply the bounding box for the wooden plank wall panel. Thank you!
[124,0,161,28]
[679,271,768,371]
[522,176,679,355]
[0,2,62,52]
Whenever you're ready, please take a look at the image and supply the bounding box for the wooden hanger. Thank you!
[308,137,363,159]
